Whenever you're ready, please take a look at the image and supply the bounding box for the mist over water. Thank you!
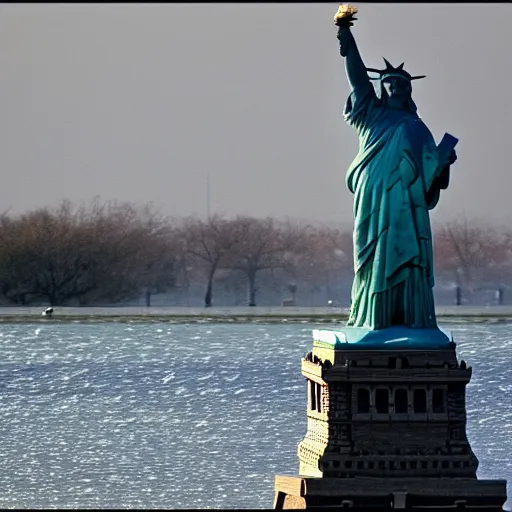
[0,322,509,509]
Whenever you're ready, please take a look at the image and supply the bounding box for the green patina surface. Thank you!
[312,326,453,350]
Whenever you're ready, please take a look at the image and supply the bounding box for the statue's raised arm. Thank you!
[334,5,373,96]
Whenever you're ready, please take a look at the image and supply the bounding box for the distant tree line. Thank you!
[0,199,510,307]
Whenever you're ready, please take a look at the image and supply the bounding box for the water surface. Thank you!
[0,322,509,508]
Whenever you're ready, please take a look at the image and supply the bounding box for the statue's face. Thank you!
[383,77,411,108]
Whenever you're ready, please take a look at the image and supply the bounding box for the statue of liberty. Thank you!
[335,5,458,330]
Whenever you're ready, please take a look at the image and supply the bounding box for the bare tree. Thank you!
[73,200,182,305]
[0,212,38,304]
[0,201,95,305]
[293,225,353,300]
[434,217,510,302]
[222,216,303,306]
[181,215,242,307]
[0,199,183,305]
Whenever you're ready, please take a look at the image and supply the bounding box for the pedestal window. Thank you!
[357,388,370,413]
[413,389,427,413]
[394,388,408,413]
[375,388,389,414]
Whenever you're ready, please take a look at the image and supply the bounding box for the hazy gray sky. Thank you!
[0,3,510,224]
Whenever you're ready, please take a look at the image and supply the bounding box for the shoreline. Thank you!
[1,306,512,324]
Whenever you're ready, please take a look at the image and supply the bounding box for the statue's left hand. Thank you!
[448,149,457,165]
[441,149,457,169]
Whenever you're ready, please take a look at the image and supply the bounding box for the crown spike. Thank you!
[397,63,404,70]
[382,57,394,70]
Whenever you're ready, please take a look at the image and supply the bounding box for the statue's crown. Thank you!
[367,58,426,82]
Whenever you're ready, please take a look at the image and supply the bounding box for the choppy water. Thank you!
[0,322,509,509]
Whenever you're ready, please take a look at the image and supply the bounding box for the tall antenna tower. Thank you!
[206,172,211,219]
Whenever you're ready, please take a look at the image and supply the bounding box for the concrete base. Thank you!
[274,475,507,509]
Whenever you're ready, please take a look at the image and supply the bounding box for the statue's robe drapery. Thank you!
[344,88,447,329]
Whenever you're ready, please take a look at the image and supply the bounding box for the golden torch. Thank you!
[334,4,358,26]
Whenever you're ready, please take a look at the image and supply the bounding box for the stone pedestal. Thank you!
[274,327,508,509]
[274,476,507,509]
